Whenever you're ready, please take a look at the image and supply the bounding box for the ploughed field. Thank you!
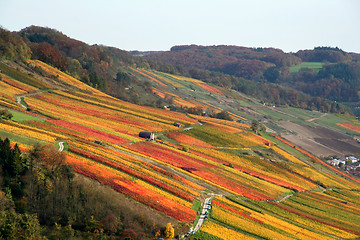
[279,120,360,156]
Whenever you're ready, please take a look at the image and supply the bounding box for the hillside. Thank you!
[2,26,354,115]
[0,57,360,238]
[143,45,360,115]
[0,26,360,239]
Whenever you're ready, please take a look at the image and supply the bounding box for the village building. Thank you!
[347,156,359,163]
[139,131,155,141]
[345,162,360,171]
[326,159,346,166]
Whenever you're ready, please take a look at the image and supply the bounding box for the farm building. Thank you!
[139,131,155,141]
[327,159,346,166]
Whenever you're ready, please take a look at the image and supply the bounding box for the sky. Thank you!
[1,0,359,53]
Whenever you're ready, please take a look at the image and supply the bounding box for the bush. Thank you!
[182,145,189,152]
[0,109,12,120]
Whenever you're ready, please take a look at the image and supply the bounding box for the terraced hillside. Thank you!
[0,60,360,239]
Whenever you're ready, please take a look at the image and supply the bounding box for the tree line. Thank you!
[1,26,357,115]
[144,45,359,114]
[0,138,174,239]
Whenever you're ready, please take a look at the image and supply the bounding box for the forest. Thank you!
[143,45,360,114]
[1,26,358,115]
[0,138,174,239]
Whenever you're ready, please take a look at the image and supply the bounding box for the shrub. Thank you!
[182,145,189,152]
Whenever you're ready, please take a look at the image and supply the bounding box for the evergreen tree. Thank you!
[0,138,28,201]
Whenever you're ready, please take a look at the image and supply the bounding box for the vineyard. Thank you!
[0,60,360,239]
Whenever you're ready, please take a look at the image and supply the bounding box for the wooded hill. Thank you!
[1,26,356,115]
[1,25,360,239]
[143,45,360,115]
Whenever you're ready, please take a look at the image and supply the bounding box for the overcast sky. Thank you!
[1,0,359,53]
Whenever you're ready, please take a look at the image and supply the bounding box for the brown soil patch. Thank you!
[279,121,360,157]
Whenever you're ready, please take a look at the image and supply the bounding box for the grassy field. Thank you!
[279,107,323,120]
[0,129,47,146]
[192,199,201,211]
[313,114,359,135]
[1,108,45,122]
[290,62,324,73]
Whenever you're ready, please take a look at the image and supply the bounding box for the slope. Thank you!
[0,59,360,238]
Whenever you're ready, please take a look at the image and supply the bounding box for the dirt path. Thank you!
[16,96,27,109]
[276,193,293,203]
[306,113,328,122]
[15,90,51,109]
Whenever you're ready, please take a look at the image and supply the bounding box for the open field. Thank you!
[290,62,324,73]
[1,108,45,122]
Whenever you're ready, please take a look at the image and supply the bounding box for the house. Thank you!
[139,131,155,141]
[326,160,337,166]
[327,159,345,166]
[347,156,359,163]
[345,162,360,171]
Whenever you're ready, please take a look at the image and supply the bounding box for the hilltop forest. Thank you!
[0,25,360,240]
[143,45,360,114]
[2,26,359,115]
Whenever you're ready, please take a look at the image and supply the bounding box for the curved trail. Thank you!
[16,96,27,109]
[58,141,64,152]
[15,90,51,109]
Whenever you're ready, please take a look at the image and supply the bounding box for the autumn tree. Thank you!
[25,144,75,225]
[213,110,233,121]
[31,42,67,71]
[0,109,13,120]
[251,120,259,134]
[164,222,174,239]
[0,211,43,239]
[259,123,267,133]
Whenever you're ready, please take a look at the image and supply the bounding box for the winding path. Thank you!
[16,96,27,109]
[58,141,64,152]
[15,90,51,109]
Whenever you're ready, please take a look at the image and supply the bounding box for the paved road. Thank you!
[58,141,64,152]
[193,197,212,233]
